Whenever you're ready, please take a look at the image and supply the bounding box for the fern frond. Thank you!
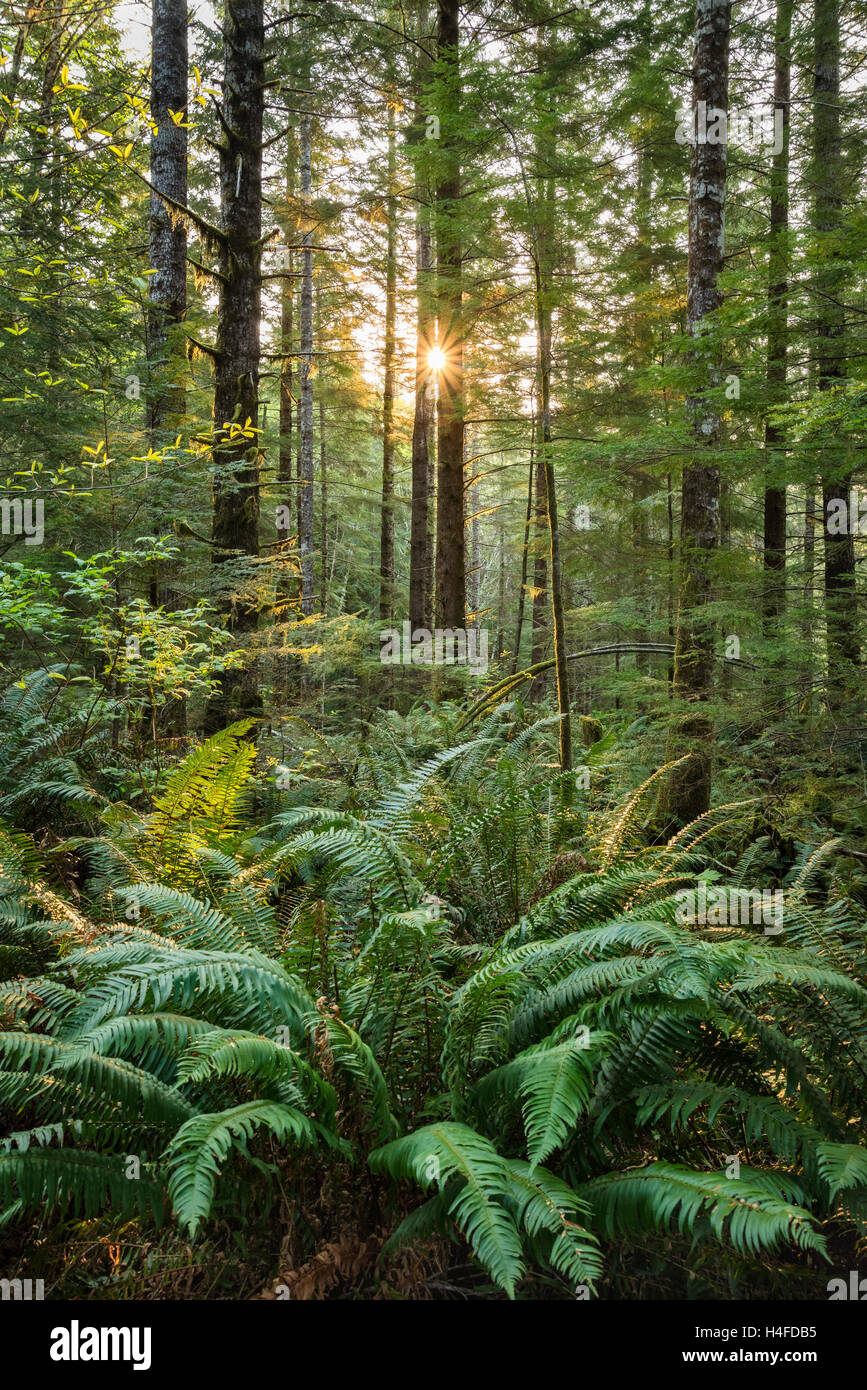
[165,1100,331,1238]
[581,1161,827,1256]
[370,1122,526,1296]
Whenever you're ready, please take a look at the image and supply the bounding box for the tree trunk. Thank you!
[379,102,397,623]
[534,263,572,774]
[147,0,187,434]
[813,0,859,707]
[147,0,188,737]
[467,426,481,628]
[277,112,295,647]
[409,0,436,633]
[434,0,465,628]
[425,374,437,630]
[762,0,791,685]
[497,461,506,660]
[530,430,549,684]
[803,488,817,713]
[298,111,315,617]
[320,395,328,615]
[665,0,731,824]
[522,39,572,774]
[512,449,535,674]
[203,0,264,733]
[410,196,436,632]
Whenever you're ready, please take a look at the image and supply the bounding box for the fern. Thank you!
[370,1123,527,1297]
[580,1162,827,1257]
[165,1101,333,1238]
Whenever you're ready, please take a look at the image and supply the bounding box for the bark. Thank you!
[147,0,188,737]
[534,260,572,773]
[497,461,506,659]
[410,198,436,631]
[278,115,295,550]
[467,426,481,628]
[665,0,730,824]
[147,0,187,434]
[274,113,296,698]
[631,139,654,676]
[320,395,328,615]
[803,488,817,712]
[512,449,535,674]
[530,431,549,682]
[434,0,465,628]
[813,0,859,706]
[409,0,436,632]
[762,0,791,674]
[425,403,436,629]
[524,48,572,773]
[203,0,265,733]
[298,111,315,617]
[379,102,397,623]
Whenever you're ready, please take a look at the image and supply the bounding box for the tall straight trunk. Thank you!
[631,138,654,674]
[274,113,296,698]
[497,461,506,659]
[409,0,436,632]
[204,0,265,733]
[533,264,572,773]
[146,0,188,737]
[320,395,328,615]
[512,449,535,673]
[425,385,436,629]
[470,491,480,628]
[527,123,547,683]
[530,432,548,674]
[434,0,465,628]
[298,112,315,616]
[666,0,731,823]
[277,116,295,563]
[379,103,397,623]
[147,0,187,434]
[667,471,675,688]
[762,0,791,674]
[410,199,436,631]
[813,0,859,705]
[803,488,817,711]
[519,39,571,772]
[467,425,480,628]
